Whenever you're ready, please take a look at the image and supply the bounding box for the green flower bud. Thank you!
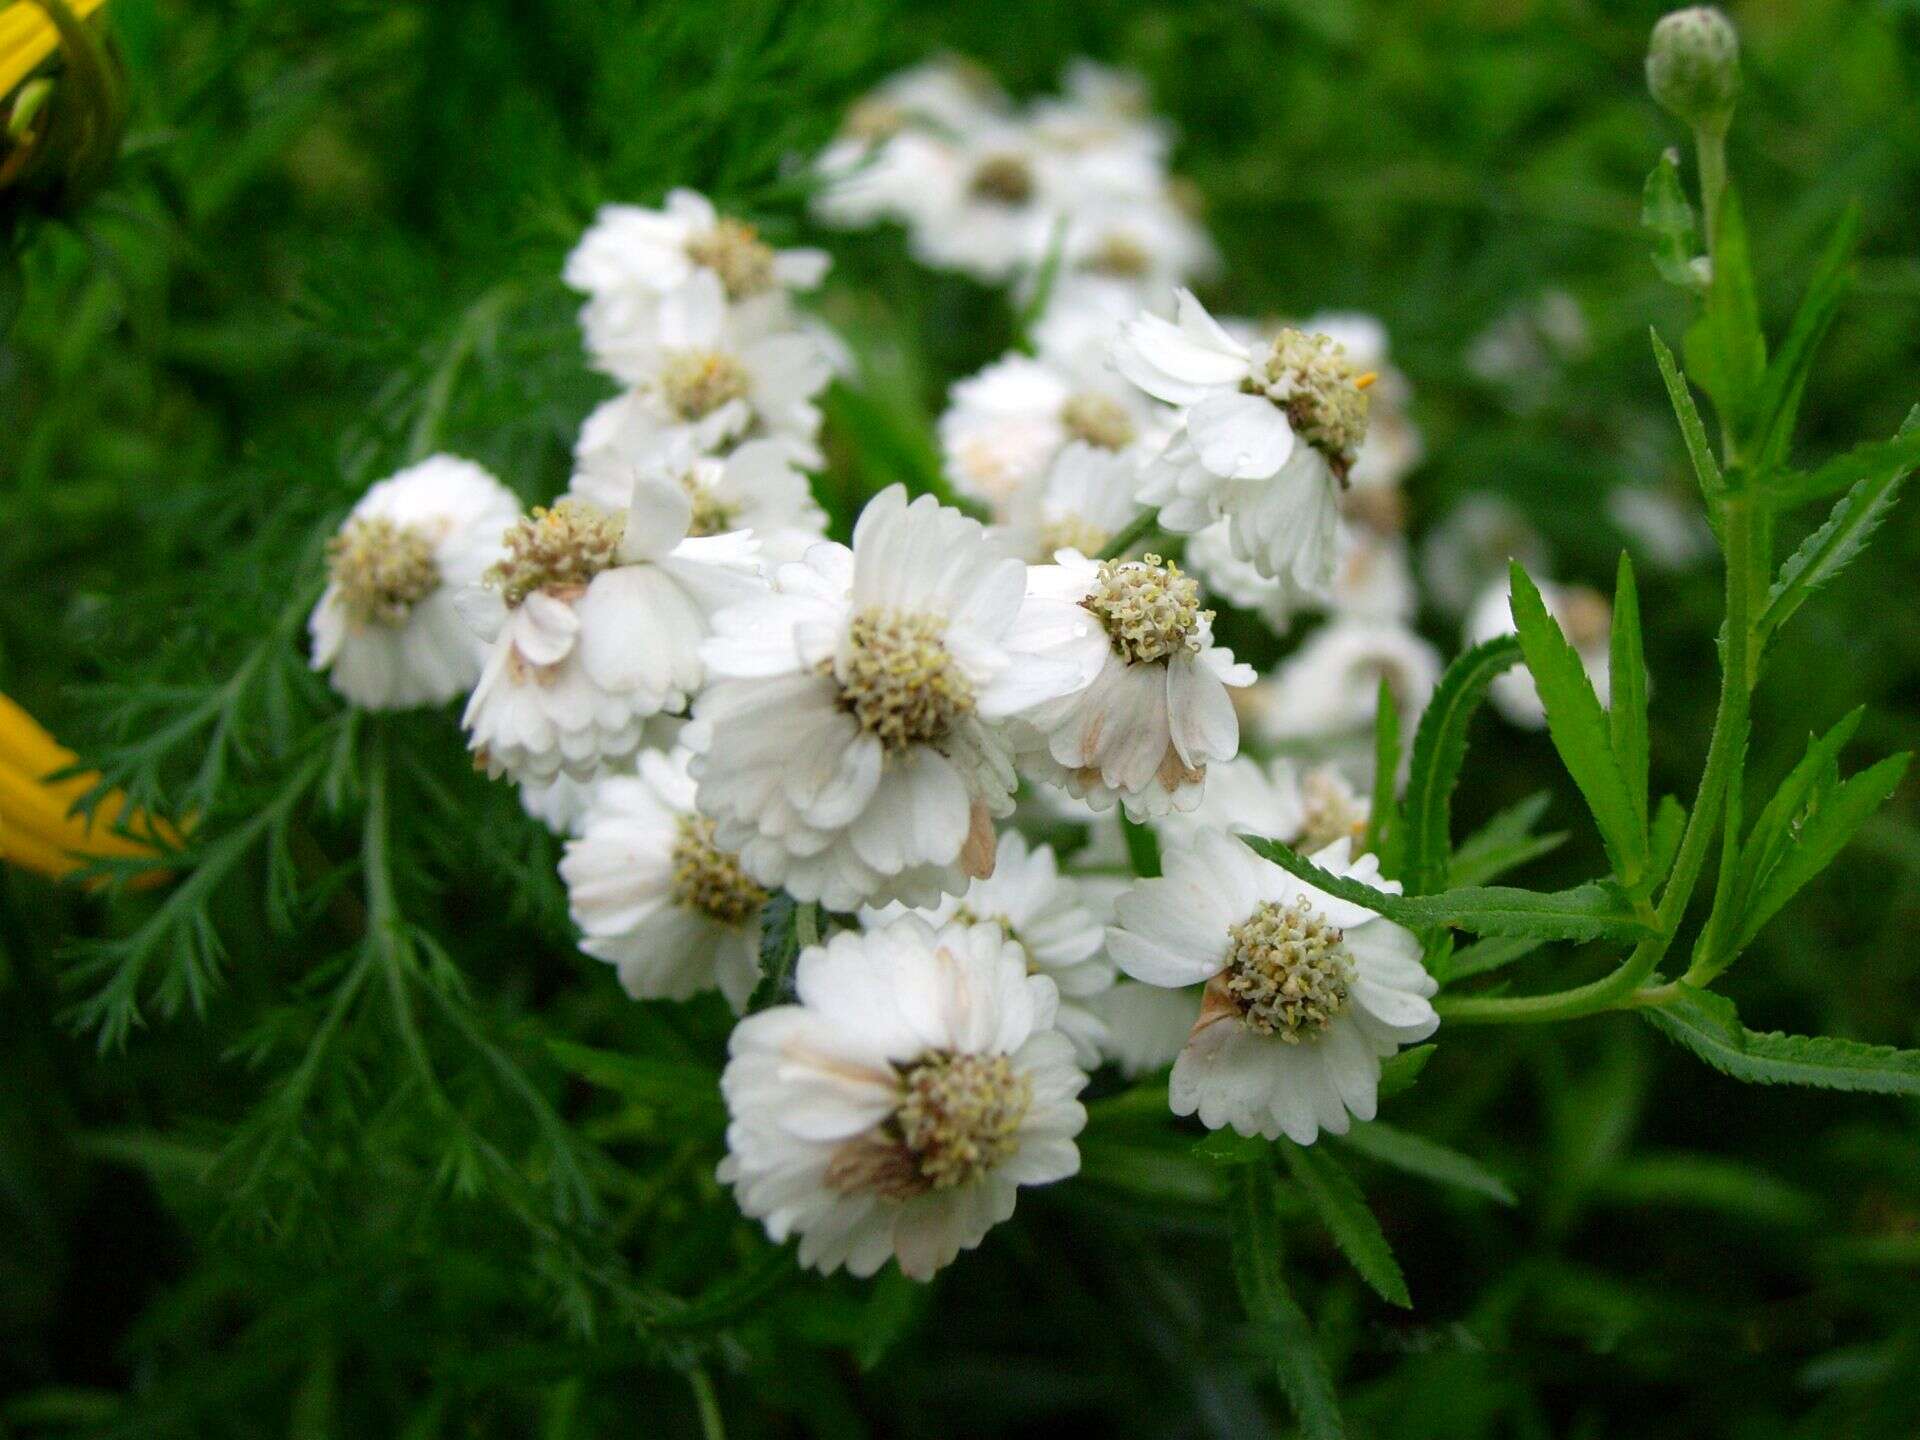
[1646,7,1742,135]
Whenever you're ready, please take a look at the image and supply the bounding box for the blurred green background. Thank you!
[4,1,1920,1435]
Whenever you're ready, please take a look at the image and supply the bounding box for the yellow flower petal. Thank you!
[1,1,109,103]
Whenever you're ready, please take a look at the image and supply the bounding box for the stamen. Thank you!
[658,349,752,421]
[684,217,776,300]
[1082,554,1210,665]
[834,609,975,751]
[1254,328,1373,473]
[826,1048,1032,1199]
[968,153,1036,205]
[678,468,738,538]
[1060,391,1136,451]
[487,501,625,607]
[327,517,439,627]
[1222,898,1355,1041]
[670,814,767,925]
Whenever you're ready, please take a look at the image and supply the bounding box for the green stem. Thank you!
[795,899,820,949]
[689,1368,727,1440]
[1098,510,1162,561]
[1696,123,1728,256]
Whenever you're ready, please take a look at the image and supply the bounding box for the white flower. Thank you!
[995,441,1148,564]
[1153,753,1307,854]
[565,190,827,362]
[1116,291,1375,593]
[695,486,1102,911]
[908,122,1069,283]
[719,914,1088,1280]
[572,434,826,563]
[1245,619,1441,750]
[1299,311,1422,494]
[574,271,831,464]
[1466,576,1612,729]
[1419,496,1552,617]
[1191,519,1418,633]
[1052,195,1218,302]
[861,830,1115,1067]
[559,747,765,1010]
[1607,487,1715,572]
[309,456,522,711]
[1082,981,1199,1078]
[1108,832,1437,1142]
[939,352,1156,516]
[1032,273,1157,377]
[1017,550,1254,819]
[462,476,764,784]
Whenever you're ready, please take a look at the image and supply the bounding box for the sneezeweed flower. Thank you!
[1188,518,1418,633]
[1419,495,1554,618]
[719,914,1088,1280]
[573,270,831,465]
[695,486,1101,910]
[560,747,764,1010]
[811,59,1010,229]
[1083,980,1202,1078]
[462,476,763,784]
[1153,753,1307,854]
[1467,576,1613,729]
[910,121,1071,283]
[1244,619,1441,755]
[571,434,827,565]
[1116,292,1376,595]
[308,455,521,711]
[860,829,1116,1067]
[939,351,1154,515]
[1108,832,1438,1142]
[1298,312,1422,495]
[995,441,1148,565]
[1017,549,1254,818]
[564,189,828,351]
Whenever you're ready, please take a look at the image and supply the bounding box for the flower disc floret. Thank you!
[1254,328,1373,472]
[659,348,753,420]
[683,216,777,299]
[827,1050,1033,1200]
[968,153,1036,205]
[1060,391,1136,451]
[326,516,440,626]
[670,814,767,925]
[835,608,975,750]
[486,501,626,607]
[1082,554,1209,665]
[1223,897,1355,1041]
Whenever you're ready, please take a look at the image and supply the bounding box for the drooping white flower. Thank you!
[1108,832,1437,1142]
[994,441,1148,564]
[462,477,764,784]
[571,434,827,566]
[1115,291,1374,594]
[565,190,828,364]
[939,352,1155,516]
[695,486,1102,910]
[1017,550,1254,819]
[719,914,1088,1280]
[574,271,831,464]
[308,456,522,711]
[1466,576,1613,729]
[1188,518,1417,633]
[1244,619,1441,752]
[559,747,765,1010]
[861,830,1115,1067]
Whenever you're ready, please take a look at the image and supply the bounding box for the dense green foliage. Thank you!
[4,1,1920,1436]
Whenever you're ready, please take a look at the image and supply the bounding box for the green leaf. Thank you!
[1640,149,1702,290]
[1682,186,1766,438]
[1752,204,1859,469]
[543,1040,725,1130]
[1767,427,1920,509]
[1228,1166,1345,1440]
[1368,677,1402,870]
[1608,554,1649,830]
[1734,750,1909,951]
[1644,985,1920,1096]
[853,1268,928,1371]
[1447,792,1566,888]
[1121,811,1162,878]
[1399,634,1523,894]
[1444,934,1547,982]
[1339,1122,1517,1206]
[1281,1143,1411,1308]
[1651,327,1725,502]
[1507,565,1648,886]
[1590,1152,1817,1226]
[653,1242,797,1333]
[1195,1129,1273,1166]
[1242,835,1655,943]
[1760,406,1918,640]
[1376,1044,1434,1100]
[1650,794,1688,886]
[1736,709,1862,914]
[747,893,803,1013]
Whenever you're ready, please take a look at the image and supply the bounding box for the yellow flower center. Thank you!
[658,349,752,421]
[1084,233,1152,278]
[486,501,625,607]
[968,153,1035,205]
[825,1048,1033,1200]
[1249,328,1373,475]
[327,516,440,626]
[670,814,767,925]
[1082,554,1209,665]
[684,217,777,300]
[1060,391,1136,451]
[835,609,974,751]
[1037,513,1111,561]
[678,470,739,538]
[1223,898,1355,1041]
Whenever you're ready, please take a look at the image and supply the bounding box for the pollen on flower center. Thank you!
[825,1049,1032,1200]
[1297,772,1370,855]
[1082,554,1210,665]
[678,471,738,537]
[487,500,626,606]
[968,153,1036,205]
[684,217,776,300]
[327,516,440,627]
[670,814,767,925]
[1250,328,1373,475]
[1084,233,1152,278]
[1039,513,1111,560]
[1060,391,1136,450]
[1222,898,1355,1041]
[835,609,975,751]
[658,348,752,421]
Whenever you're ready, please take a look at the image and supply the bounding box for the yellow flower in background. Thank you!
[0,690,177,884]
[3,0,119,203]
[0,0,107,101]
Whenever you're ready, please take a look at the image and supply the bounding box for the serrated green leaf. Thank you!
[1281,1143,1411,1308]
[1767,427,1920,508]
[1590,1152,1817,1226]
[1242,835,1655,943]
[1649,794,1687,886]
[543,1040,725,1130]
[1736,709,1862,917]
[1651,327,1724,503]
[1506,565,1648,887]
[1400,634,1522,895]
[1228,1165,1345,1440]
[1734,751,1909,951]
[1760,407,1918,641]
[1444,934,1547,981]
[1644,985,1920,1096]
[1608,554,1649,830]
[1641,150,1701,290]
[748,893,802,1013]
[1376,1044,1434,1100]
[1448,792,1565,888]
[1752,204,1859,469]
[1369,677,1402,870]
[1339,1122,1516,1206]
[1682,186,1766,438]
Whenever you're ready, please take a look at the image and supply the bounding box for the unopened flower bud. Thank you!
[1646,7,1741,135]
